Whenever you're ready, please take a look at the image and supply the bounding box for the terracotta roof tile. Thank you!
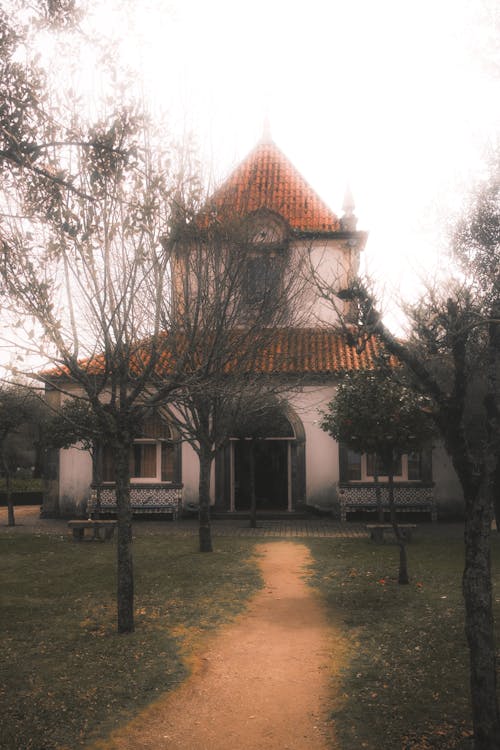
[207,140,340,233]
[45,329,391,380]
[251,329,389,374]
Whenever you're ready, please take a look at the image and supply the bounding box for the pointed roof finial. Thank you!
[261,114,272,144]
[341,184,358,231]
[342,184,355,216]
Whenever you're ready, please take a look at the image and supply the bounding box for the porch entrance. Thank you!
[234,440,289,511]
[216,406,306,514]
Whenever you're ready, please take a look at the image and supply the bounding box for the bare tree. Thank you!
[0,4,182,634]
[155,206,307,552]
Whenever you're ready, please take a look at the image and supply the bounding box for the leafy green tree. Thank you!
[321,368,434,584]
[0,384,45,526]
[310,146,500,744]
[0,4,177,634]
[0,2,84,216]
[45,398,103,516]
[1,107,187,633]
[338,284,500,748]
[46,398,98,456]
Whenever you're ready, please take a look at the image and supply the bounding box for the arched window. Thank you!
[242,210,289,311]
[102,414,181,484]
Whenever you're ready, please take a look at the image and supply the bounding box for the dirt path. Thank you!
[93,542,345,750]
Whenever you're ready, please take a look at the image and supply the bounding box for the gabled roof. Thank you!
[207,138,340,234]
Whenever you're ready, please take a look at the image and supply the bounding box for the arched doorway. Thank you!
[218,408,304,513]
[233,438,291,511]
[215,405,306,514]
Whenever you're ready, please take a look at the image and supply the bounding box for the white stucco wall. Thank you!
[54,405,220,514]
[50,360,465,519]
[59,444,92,516]
[289,238,354,328]
[180,440,201,507]
[432,442,464,517]
[288,384,339,508]
[288,384,464,517]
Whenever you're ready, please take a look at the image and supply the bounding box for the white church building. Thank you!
[43,134,463,520]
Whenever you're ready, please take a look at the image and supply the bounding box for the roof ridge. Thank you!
[208,139,340,233]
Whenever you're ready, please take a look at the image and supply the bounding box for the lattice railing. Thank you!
[88,485,183,519]
[338,484,436,522]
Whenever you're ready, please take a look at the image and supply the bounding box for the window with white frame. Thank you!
[344,448,423,482]
[101,415,179,484]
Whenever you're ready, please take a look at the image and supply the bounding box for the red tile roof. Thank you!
[206,139,340,233]
[250,329,390,374]
[44,329,390,381]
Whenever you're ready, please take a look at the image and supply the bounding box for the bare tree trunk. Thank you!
[463,481,500,749]
[493,462,500,533]
[388,472,409,585]
[114,440,134,634]
[374,472,383,522]
[249,440,257,529]
[487,315,500,534]
[463,314,500,747]
[91,445,102,520]
[6,471,15,527]
[198,442,213,553]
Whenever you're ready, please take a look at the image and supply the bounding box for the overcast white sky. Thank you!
[60,0,495,307]
[12,0,497,330]
[2,0,497,375]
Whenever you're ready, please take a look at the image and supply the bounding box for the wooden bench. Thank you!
[366,523,417,543]
[68,520,117,541]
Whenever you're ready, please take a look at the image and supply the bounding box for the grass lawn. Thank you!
[0,533,262,749]
[2,527,500,750]
[306,531,500,750]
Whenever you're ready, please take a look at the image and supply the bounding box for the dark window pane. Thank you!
[130,443,156,478]
[245,255,282,306]
[408,451,422,480]
[347,449,362,480]
[161,442,176,482]
[102,444,114,482]
[366,453,402,477]
[103,441,176,482]
[139,415,172,440]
